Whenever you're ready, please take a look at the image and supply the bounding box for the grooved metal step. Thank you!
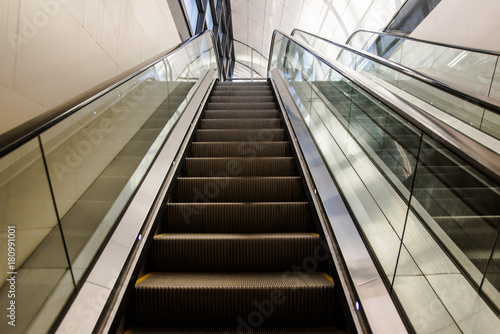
[209,96,276,103]
[183,157,296,177]
[149,233,322,272]
[203,110,279,119]
[215,82,270,88]
[189,142,291,157]
[206,102,277,110]
[174,177,305,202]
[124,327,345,333]
[200,118,282,129]
[194,129,286,142]
[134,272,335,327]
[212,86,273,92]
[211,89,274,96]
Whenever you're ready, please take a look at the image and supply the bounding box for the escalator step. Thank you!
[175,177,304,202]
[206,102,277,110]
[211,89,274,96]
[148,233,322,272]
[183,157,296,177]
[214,82,271,91]
[200,118,282,129]
[203,110,279,119]
[217,81,269,85]
[209,96,276,103]
[164,202,311,233]
[125,327,345,333]
[189,142,291,157]
[194,129,286,142]
[211,86,272,93]
[134,272,335,327]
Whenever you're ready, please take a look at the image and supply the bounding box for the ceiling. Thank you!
[230,0,405,78]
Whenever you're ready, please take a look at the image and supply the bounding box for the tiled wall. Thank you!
[411,0,500,52]
[0,0,181,135]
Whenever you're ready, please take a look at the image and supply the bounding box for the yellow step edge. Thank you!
[311,233,320,237]
[135,273,153,286]
[321,272,334,285]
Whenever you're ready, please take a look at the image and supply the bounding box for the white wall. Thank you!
[0,0,181,135]
[411,0,500,52]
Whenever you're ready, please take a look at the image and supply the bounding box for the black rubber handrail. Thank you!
[346,29,500,57]
[267,30,500,185]
[291,29,500,115]
[0,30,221,158]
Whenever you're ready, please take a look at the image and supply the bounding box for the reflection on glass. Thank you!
[0,139,74,334]
[348,31,499,99]
[412,137,500,284]
[270,30,500,330]
[41,33,216,283]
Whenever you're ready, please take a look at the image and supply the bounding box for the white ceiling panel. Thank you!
[231,0,248,16]
[280,7,299,34]
[233,25,248,44]
[229,0,404,78]
[248,30,263,50]
[297,1,323,33]
[283,0,304,22]
[249,0,266,12]
[248,22,264,39]
[265,0,283,16]
[248,2,265,26]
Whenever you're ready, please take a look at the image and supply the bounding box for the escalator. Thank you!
[123,81,346,333]
[312,79,500,292]
[4,28,500,334]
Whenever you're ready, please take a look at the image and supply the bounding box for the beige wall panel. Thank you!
[0,0,19,89]
[0,85,47,134]
[1,0,181,135]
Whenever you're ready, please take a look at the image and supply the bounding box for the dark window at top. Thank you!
[182,0,233,79]
[386,0,442,35]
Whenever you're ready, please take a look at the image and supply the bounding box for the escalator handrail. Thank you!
[267,29,500,184]
[291,28,500,115]
[345,29,500,57]
[0,30,221,158]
